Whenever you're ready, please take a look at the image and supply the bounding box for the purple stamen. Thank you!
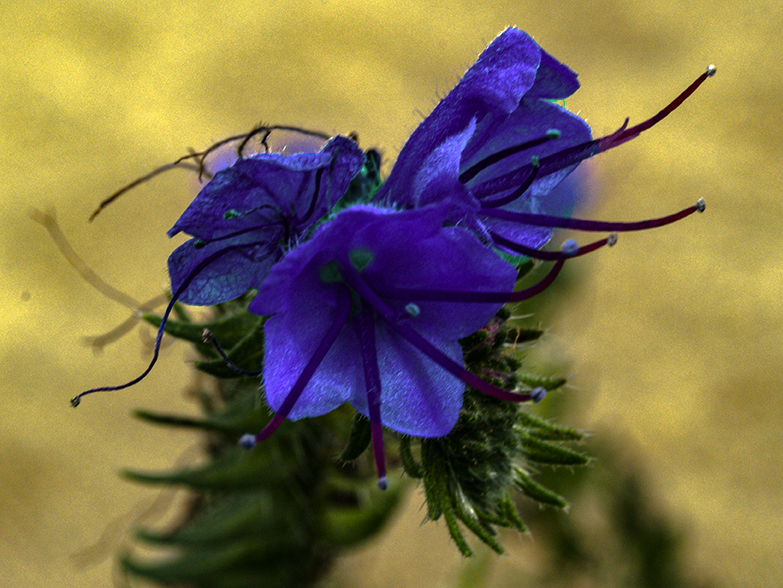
[469,67,715,200]
[376,255,569,304]
[459,130,559,184]
[70,294,178,407]
[530,387,547,402]
[480,200,705,232]
[340,264,543,404]
[355,298,388,489]
[70,244,258,407]
[479,158,540,209]
[490,232,617,260]
[247,291,352,443]
[597,65,716,153]
[202,329,264,377]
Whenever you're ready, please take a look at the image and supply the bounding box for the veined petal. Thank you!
[168,135,365,241]
[410,119,475,209]
[168,235,276,306]
[262,286,358,419]
[254,204,517,436]
[375,28,542,206]
[353,325,463,437]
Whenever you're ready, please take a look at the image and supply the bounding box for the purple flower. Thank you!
[74,28,714,492]
[241,203,556,487]
[168,134,366,305]
[374,27,591,252]
[375,28,713,258]
[71,135,365,406]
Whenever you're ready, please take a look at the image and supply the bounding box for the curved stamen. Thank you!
[377,257,565,304]
[480,199,704,232]
[201,329,264,376]
[479,158,540,209]
[597,65,717,152]
[459,130,560,184]
[340,265,547,404]
[88,124,333,222]
[242,291,352,444]
[490,232,617,260]
[70,293,178,407]
[470,67,716,201]
[188,220,283,252]
[71,242,275,407]
[294,165,327,226]
[355,298,388,490]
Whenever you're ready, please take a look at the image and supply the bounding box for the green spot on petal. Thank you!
[349,247,373,272]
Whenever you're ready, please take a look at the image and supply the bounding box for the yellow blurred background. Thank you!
[1,0,781,586]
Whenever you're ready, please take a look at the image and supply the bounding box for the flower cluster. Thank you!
[74,28,712,490]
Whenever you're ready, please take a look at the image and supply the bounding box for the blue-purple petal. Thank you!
[168,234,277,306]
[375,28,542,207]
[169,135,365,241]
[526,50,581,99]
[254,204,517,436]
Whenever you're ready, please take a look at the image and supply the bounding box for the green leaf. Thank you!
[513,467,568,508]
[518,432,590,466]
[320,476,405,547]
[515,411,583,441]
[123,444,298,490]
[337,413,371,461]
[142,310,263,352]
[399,436,423,479]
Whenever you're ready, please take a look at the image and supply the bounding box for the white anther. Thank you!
[377,476,389,490]
[239,434,257,449]
[706,64,717,77]
[607,232,618,247]
[561,239,579,256]
[696,198,706,212]
[531,387,547,403]
[405,303,421,317]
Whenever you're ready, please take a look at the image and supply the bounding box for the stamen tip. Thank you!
[706,64,717,77]
[239,434,257,449]
[546,129,561,139]
[696,198,706,213]
[561,239,579,257]
[531,387,547,403]
[202,328,214,343]
[70,396,81,408]
[377,476,389,490]
[405,303,421,317]
[607,232,618,247]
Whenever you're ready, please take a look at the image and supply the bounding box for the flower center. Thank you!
[319,247,374,284]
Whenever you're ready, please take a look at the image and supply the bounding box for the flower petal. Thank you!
[375,28,542,207]
[168,135,365,241]
[168,234,276,306]
[255,204,517,436]
[526,49,580,100]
